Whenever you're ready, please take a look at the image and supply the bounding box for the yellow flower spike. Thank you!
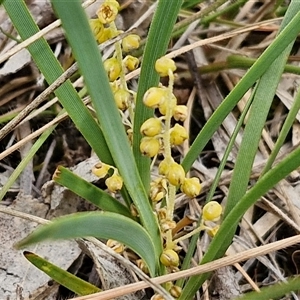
[105,174,123,192]
[143,86,168,108]
[140,137,160,157]
[123,55,140,71]
[97,0,119,24]
[114,88,131,110]
[155,56,176,77]
[92,162,111,178]
[170,285,182,298]
[140,117,162,137]
[106,239,124,253]
[160,249,179,267]
[180,177,201,198]
[170,123,188,145]
[173,105,188,122]
[130,204,139,217]
[158,92,177,115]
[202,201,222,221]
[207,225,220,237]
[166,162,185,186]
[122,34,141,52]
[104,57,121,81]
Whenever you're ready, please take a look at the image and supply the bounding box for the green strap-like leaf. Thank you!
[53,166,133,218]
[17,211,157,276]
[24,251,101,295]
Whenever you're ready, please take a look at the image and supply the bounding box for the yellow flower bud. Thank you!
[170,124,188,145]
[140,117,162,137]
[143,87,168,108]
[202,201,222,221]
[166,162,185,186]
[114,88,131,110]
[104,57,121,81]
[122,34,141,52]
[180,177,201,198]
[105,174,123,192]
[97,1,119,24]
[123,55,140,71]
[173,105,188,122]
[106,239,124,253]
[92,162,111,178]
[158,93,177,115]
[155,57,176,77]
[160,249,179,267]
[140,137,160,157]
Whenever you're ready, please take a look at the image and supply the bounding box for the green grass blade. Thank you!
[261,87,300,176]
[0,126,54,200]
[50,0,162,259]
[17,211,157,276]
[53,166,132,218]
[132,0,183,191]
[236,276,300,300]
[3,0,113,165]
[181,9,300,172]
[24,251,101,295]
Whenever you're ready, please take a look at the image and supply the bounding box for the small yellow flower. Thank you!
[170,285,182,298]
[114,88,131,110]
[170,124,188,145]
[140,137,160,157]
[158,159,171,176]
[122,34,141,52]
[160,249,179,267]
[180,177,201,198]
[89,18,103,36]
[165,162,185,186]
[123,55,140,71]
[140,117,162,137]
[104,57,121,81]
[97,0,119,24]
[150,178,167,202]
[92,162,110,178]
[158,93,177,115]
[105,174,123,192]
[143,87,168,108]
[173,105,188,122]
[106,239,124,253]
[202,201,222,221]
[155,57,176,77]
